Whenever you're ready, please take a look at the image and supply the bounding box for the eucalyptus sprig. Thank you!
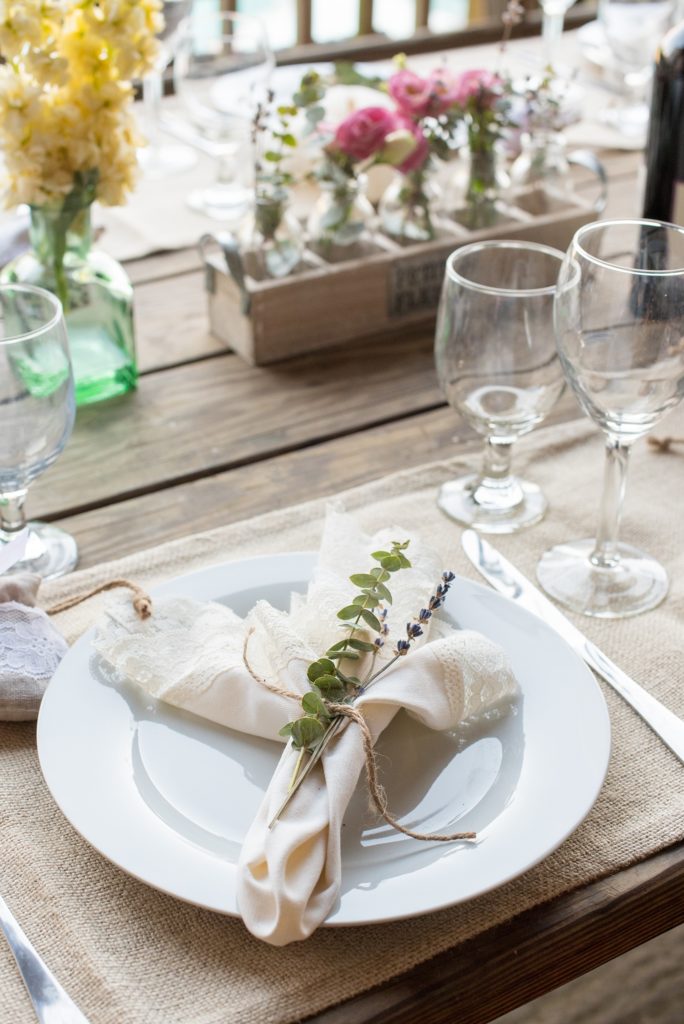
[270,543,457,829]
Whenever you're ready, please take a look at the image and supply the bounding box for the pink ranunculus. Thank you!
[453,68,501,110]
[388,69,434,119]
[395,117,430,174]
[425,67,462,115]
[331,106,398,161]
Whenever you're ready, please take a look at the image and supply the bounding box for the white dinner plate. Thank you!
[37,554,611,925]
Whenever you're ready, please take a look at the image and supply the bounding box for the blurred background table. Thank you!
[14,24,684,1024]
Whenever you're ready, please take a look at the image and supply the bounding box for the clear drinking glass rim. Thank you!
[445,240,565,297]
[0,283,63,345]
[573,218,684,277]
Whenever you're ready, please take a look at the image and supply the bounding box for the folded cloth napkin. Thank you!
[0,573,69,721]
[94,509,519,945]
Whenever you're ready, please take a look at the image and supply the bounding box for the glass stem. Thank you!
[142,71,163,151]
[542,11,565,67]
[481,438,513,481]
[0,490,28,534]
[591,438,630,568]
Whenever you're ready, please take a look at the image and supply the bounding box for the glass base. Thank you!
[187,185,250,222]
[437,474,547,534]
[69,329,137,406]
[537,539,668,619]
[139,143,197,179]
[1,522,78,580]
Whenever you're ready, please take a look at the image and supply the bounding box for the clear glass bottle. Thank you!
[509,131,572,195]
[238,188,304,280]
[0,202,136,406]
[379,169,441,244]
[307,174,375,260]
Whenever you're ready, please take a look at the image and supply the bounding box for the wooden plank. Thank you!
[415,0,431,30]
[125,247,201,286]
[29,328,444,521]
[304,841,684,1024]
[43,387,582,568]
[297,0,313,45]
[134,268,225,373]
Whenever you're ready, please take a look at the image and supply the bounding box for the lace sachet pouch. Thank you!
[0,573,69,721]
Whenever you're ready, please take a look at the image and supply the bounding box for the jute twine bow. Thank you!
[46,579,153,619]
[243,627,475,843]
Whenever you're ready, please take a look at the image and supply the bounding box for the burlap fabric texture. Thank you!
[1,408,683,1024]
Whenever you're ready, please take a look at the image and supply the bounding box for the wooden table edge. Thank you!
[303,839,684,1024]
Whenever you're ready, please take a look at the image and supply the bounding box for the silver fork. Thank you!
[0,893,91,1023]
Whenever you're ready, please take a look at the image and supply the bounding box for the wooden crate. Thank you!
[203,187,595,366]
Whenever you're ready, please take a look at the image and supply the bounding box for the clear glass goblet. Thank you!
[173,9,274,220]
[537,219,684,618]
[435,240,566,533]
[600,0,675,139]
[139,0,198,179]
[0,284,77,579]
[539,0,576,71]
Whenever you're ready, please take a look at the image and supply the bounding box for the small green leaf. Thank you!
[302,692,329,717]
[349,573,378,588]
[277,104,298,116]
[371,550,390,562]
[397,553,412,568]
[313,675,347,700]
[360,608,382,632]
[380,554,402,572]
[374,582,392,603]
[307,658,335,682]
[327,640,348,652]
[347,638,377,652]
[337,605,361,620]
[291,717,325,750]
[326,649,360,661]
[279,722,294,738]
[280,133,297,147]
[264,150,281,162]
[370,567,391,583]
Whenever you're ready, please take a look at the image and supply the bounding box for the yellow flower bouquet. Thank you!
[0,0,162,405]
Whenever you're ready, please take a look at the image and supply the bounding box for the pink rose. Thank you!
[331,106,397,161]
[453,69,501,110]
[389,67,462,119]
[389,69,434,119]
[395,117,430,174]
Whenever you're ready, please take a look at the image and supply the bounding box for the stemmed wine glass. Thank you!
[173,10,274,220]
[599,0,675,138]
[0,284,77,580]
[139,0,197,179]
[538,219,684,618]
[435,240,567,533]
[539,0,576,71]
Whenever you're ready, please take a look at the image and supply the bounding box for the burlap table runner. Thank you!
[2,408,683,1024]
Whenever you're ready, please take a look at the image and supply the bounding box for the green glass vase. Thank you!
[0,202,137,405]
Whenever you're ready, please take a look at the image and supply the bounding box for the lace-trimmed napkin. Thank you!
[0,532,69,721]
[94,509,518,946]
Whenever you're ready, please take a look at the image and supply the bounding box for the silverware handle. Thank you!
[585,643,684,763]
[0,893,91,1024]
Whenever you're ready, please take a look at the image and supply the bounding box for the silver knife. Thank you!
[461,529,684,765]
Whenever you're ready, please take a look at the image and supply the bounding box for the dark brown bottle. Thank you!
[642,20,684,225]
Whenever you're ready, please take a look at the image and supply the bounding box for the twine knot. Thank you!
[47,579,153,619]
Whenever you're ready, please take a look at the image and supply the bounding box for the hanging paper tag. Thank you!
[0,528,29,575]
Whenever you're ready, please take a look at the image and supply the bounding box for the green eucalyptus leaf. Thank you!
[397,553,412,568]
[302,692,329,717]
[326,649,360,660]
[371,550,390,562]
[370,566,391,583]
[327,640,349,652]
[279,722,294,737]
[264,150,281,162]
[307,658,335,682]
[360,608,382,632]
[380,554,402,572]
[337,605,362,620]
[347,638,376,652]
[313,675,347,700]
[374,582,392,603]
[349,573,378,588]
[281,133,297,147]
[291,717,325,750]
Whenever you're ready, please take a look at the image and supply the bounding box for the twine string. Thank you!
[46,579,153,620]
[648,436,684,454]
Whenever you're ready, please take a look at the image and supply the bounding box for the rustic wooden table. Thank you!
[26,143,684,1023]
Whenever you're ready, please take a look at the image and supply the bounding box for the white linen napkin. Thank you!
[0,572,69,721]
[94,509,518,945]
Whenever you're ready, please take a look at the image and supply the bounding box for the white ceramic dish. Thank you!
[37,553,611,925]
